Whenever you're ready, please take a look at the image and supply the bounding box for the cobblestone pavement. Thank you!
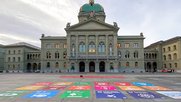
[0,73,181,102]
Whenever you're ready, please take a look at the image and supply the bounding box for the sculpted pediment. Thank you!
[66,19,119,31]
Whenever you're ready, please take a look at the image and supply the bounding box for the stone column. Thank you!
[85,61,89,72]
[75,35,78,58]
[106,35,108,56]
[86,35,88,55]
[96,35,98,55]
[95,61,99,72]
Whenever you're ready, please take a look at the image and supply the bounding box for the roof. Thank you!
[80,3,104,13]
[41,36,66,40]
[162,36,181,45]
[65,18,119,31]
[4,42,40,50]
[118,35,145,39]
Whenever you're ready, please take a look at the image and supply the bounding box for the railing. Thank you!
[68,55,117,60]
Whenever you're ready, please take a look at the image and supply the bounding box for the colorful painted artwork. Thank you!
[118,86,144,91]
[132,82,154,86]
[114,82,132,86]
[16,86,44,90]
[43,86,67,90]
[68,86,91,90]
[0,91,27,98]
[23,90,59,98]
[94,82,110,86]
[74,82,91,86]
[96,91,127,99]
[95,85,117,91]
[60,90,90,98]
[156,91,181,99]
[128,91,162,99]
[53,82,72,86]
[142,86,172,91]
[32,82,53,86]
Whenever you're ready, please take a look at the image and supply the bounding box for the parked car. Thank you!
[160,69,174,73]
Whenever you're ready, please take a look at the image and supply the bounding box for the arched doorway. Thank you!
[79,62,85,72]
[153,62,157,72]
[147,62,151,72]
[89,62,95,72]
[33,63,37,72]
[99,61,105,72]
[27,63,31,72]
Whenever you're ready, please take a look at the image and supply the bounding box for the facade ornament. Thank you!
[113,22,118,27]
[66,23,71,28]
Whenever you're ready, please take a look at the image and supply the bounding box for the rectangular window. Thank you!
[133,43,139,48]
[13,57,15,62]
[125,43,130,48]
[8,57,11,62]
[173,45,177,50]
[8,50,11,54]
[46,44,52,49]
[163,48,166,52]
[18,50,21,54]
[18,57,21,62]
[117,43,121,48]
[55,44,60,48]
[63,44,67,49]
[168,47,171,51]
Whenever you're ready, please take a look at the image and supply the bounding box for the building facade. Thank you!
[3,42,40,72]
[0,44,5,72]
[145,37,181,72]
[1,0,180,73]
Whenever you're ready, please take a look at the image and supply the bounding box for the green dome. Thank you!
[80,3,104,13]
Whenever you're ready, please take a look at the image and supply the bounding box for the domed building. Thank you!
[40,0,145,73]
[3,0,146,73]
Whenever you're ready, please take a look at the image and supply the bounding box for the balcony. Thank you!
[68,55,117,60]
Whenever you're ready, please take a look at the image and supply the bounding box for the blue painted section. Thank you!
[132,82,154,86]
[23,90,59,98]
[128,91,161,99]
[96,91,127,99]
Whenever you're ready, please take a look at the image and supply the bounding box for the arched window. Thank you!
[134,51,138,58]
[175,63,178,68]
[125,51,130,58]
[27,54,30,59]
[164,55,166,60]
[46,52,51,59]
[168,54,172,60]
[135,62,138,67]
[63,51,67,59]
[173,53,177,60]
[47,62,50,68]
[88,42,95,53]
[110,62,114,70]
[79,42,86,53]
[55,51,59,59]
[98,42,105,53]
[55,62,59,68]
[126,62,129,67]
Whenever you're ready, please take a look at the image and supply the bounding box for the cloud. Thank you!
[0,0,181,47]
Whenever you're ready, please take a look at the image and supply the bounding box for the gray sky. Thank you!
[0,0,181,47]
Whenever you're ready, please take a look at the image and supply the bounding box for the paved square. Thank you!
[0,73,181,102]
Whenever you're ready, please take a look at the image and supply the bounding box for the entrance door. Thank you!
[99,61,105,72]
[27,63,31,72]
[89,62,95,72]
[79,62,85,72]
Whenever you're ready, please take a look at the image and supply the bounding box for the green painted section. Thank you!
[60,90,90,98]
[81,3,104,13]
[74,82,91,86]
